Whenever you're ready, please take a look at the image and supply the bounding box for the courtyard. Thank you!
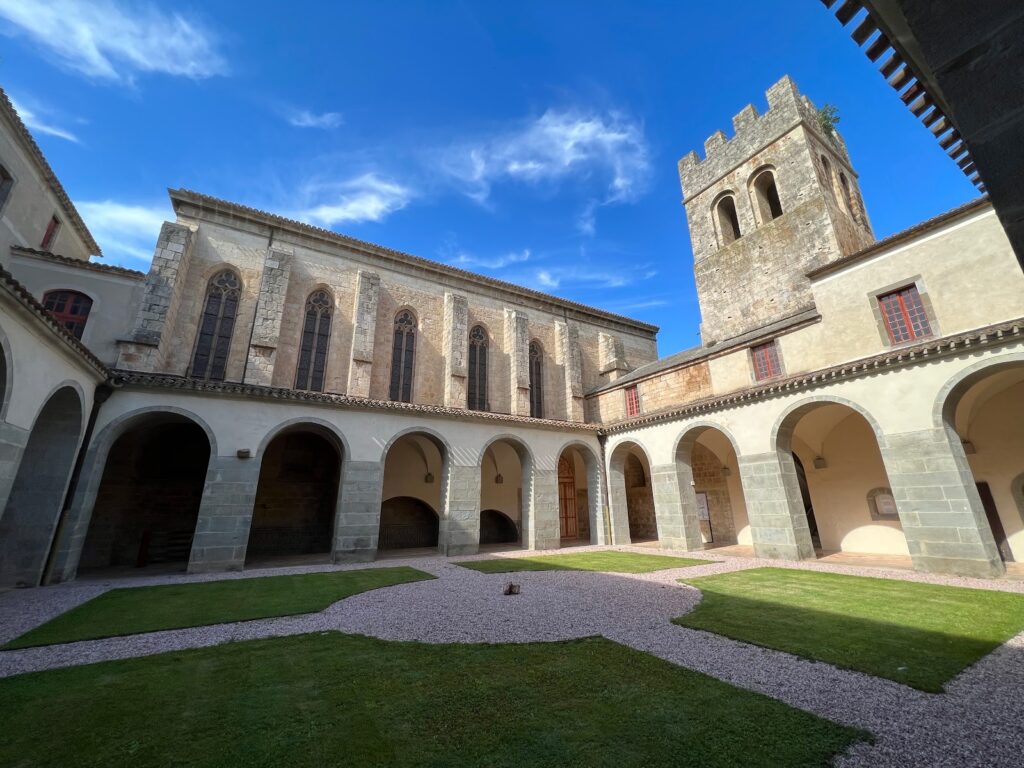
[2,545,1023,767]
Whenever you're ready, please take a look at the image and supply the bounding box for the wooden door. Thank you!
[558,456,578,539]
[977,482,1014,562]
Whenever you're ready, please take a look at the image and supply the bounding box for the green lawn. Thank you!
[0,633,866,767]
[457,550,712,574]
[675,567,1024,692]
[5,567,432,649]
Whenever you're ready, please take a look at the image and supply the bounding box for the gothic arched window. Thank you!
[191,269,241,381]
[714,194,741,246]
[529,340,543,418]
[389,310,416,402]
[295,289,332,392]
[42,289,93,340]
[468,325,488,411]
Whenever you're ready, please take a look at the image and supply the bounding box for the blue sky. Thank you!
[1,0,978,355]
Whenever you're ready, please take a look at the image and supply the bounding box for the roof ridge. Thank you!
[12,246,145,278]
[168,187,660,335]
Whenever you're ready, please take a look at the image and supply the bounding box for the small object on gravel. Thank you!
[503,583,521,596]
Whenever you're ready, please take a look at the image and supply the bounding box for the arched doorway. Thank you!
[555,445,601,545]
[380,432,445,552]
[675,426,750,549]
[939,360,1024,562]
[79,414,209,575]
[609,441,658,545]
[480,509,518,544]
[247,428,341,565]
[777,401,908,558]
[0,386,83,587]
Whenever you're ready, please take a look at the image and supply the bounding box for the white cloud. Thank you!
[295,173,414,227]
[0,0,226,83]
[449,248,530,270]
[9,97,78,142]
[526,265,648,291]
[438,109,650,208]
[75,200,171,266]
[287,109,343,130]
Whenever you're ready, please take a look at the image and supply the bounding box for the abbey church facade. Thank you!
[0,75,1021,590]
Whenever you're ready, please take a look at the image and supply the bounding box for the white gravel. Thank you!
[1,544,1023,767]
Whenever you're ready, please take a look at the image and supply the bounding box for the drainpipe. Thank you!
[598,432,614,545]
[41,381,114,586]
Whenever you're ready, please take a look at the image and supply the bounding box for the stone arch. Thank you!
[747,165,783,225]
[0,384,84,587]
[554,440,603,545]
[608,440,658,545]
[477,433,534,550]
[711,191,741,247]
[77,408,214,576]
[933,354,1024,563]
[256,416,348,460]
[674,421,749,549]
[51,405,218,582]
[773,395,908,558]
[379,429,448,552]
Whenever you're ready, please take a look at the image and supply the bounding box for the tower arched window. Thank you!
[839,172,859,222]
[389,310,416,402]
[468,324,489,412]
[529,340,544,418]
[295,289,332,392]
[43,289,92,340]
[714,195,741,246]
[191,269,241,381]
[750,169,783,224]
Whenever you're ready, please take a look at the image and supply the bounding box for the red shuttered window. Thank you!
[751,340,782,381]
[43,289,92,339]
[625,385,640,417]
[878,285,932,344]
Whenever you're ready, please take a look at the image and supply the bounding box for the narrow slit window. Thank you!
[625,385,640,417]
[42,289,92,339]
[295,289,332,392]
[389,310,417,402]
[751,340,783,381]
[878,285,932,344]
[529,340,543,418]
[191,269,241,381]
[468,325,489,411]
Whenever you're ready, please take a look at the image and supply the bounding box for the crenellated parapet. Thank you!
[678,75,851,200]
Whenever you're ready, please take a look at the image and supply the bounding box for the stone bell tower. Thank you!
[678,75,874,345]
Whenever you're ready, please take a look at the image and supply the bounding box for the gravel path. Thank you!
[1,545,1023,767]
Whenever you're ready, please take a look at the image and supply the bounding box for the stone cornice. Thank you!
[111,370,602,433]
[602,317,1024,434]
[0,88,102,256]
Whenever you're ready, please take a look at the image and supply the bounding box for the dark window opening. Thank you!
[389,310,416,402]
[715,196,741,246]
[191,269,241,381]
[295,289,332,392]
[468,325,489,411]
[529,340,543,418]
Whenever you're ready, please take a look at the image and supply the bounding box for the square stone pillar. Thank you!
[0,422,28,527]
[607,458,637,545]
[529,467,561,550]
[556,320,584,422]
[244,246,293,386]
[505,308,531,417]
[737,452,816,560]
[882,428,1004,577]
[443,463,480,555]
[347,271,380,398]
[116,221,197,371]
[651,463,704,551]
[188,456,260,574]
[584,456,607,545]
[333,460,384,562]
[443,293,469,408]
